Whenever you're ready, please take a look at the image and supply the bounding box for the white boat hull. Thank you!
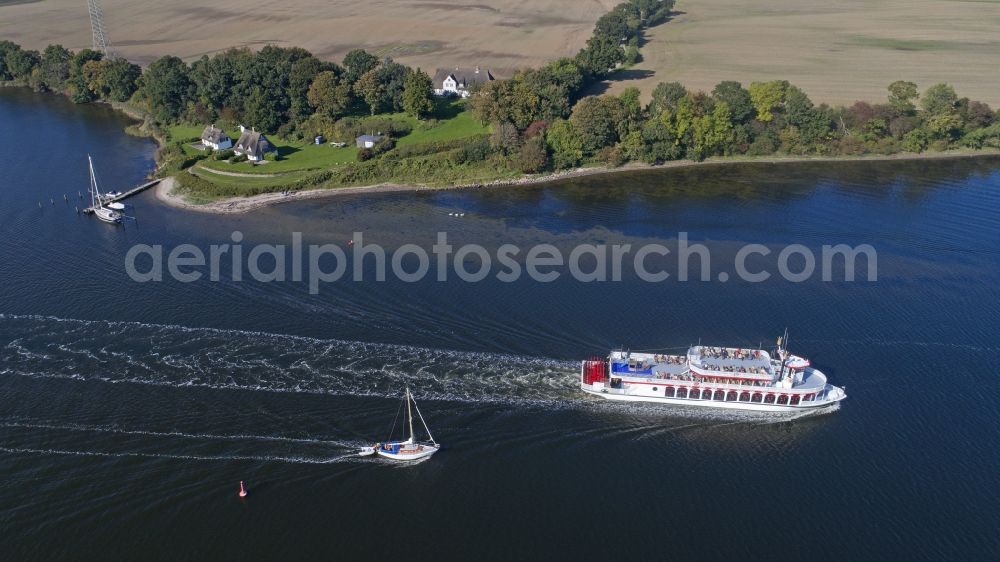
[376,442,440,461]
[581,385,845,412]
[94,207,122,224]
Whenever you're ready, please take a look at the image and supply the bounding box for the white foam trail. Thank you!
[0,313,580,406]
[0,420,354,448]
[0,445,358,465]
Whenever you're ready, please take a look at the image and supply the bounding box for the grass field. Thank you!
[165,98,489,190]
[602,0,1000,107]
[0,0,617,74]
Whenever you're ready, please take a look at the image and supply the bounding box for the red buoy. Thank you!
[238,481,248,498]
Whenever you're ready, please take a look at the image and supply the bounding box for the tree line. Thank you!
[1,38,438,139]
[3,0,999,176]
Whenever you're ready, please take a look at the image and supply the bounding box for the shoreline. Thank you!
[156,149,1000,214]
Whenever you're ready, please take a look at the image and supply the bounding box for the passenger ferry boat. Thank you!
[581,333,846,412]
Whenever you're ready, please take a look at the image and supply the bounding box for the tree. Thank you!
[288,56,328,122]
[575,35,624,79]
[640,117,680,162]
[748,81,788,122]
[541,57,585,96]
[546,119,584,169]
[100,58,141,102]
[469,79,540,130]
[355,68,386,115]
[4,47,39,81]
[515,135,549,173]
[68,49,103,103]
[784,86,831,144]
[690,101,734,159]
[648,81,687,115]
[36,44,72,92]
[925,112,963,140]
[619,87,643,133]
[244,86,282,133]
[138,55,193,122]
[402,68,434,119]
[516,67,574,120]
[307,70,351,119]
[887,80,918,115]
[0,40,20,80]
[490,121,520,155]
[375,60,411,112]
[343,49,379,85]
[570,95,627,154]
[920,83,958,116]
[712,81,754,123]
[961,100,995,130]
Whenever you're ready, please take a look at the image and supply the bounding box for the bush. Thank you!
[263,151,278,161]
[214,149,234,161]
[390,135,488,159]
[515,136,549,173]
[597,146,627,167]
[334,117,412,141]
[357,148,375,161]
[450,136,492,164]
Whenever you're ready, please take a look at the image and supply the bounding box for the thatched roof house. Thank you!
[200,124,232,150]
[233,128,275,162]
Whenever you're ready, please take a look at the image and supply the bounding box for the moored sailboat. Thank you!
[88,155,122,224]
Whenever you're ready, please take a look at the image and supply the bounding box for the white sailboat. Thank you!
[88,155,122,224]
[374,387,440,461]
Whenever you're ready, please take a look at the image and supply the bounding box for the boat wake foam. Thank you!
[0,314,579,406]
[0,445,364,465]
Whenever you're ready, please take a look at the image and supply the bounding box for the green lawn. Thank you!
[392,98,489,146]
[200,138,358,174]
[168,98,489,194]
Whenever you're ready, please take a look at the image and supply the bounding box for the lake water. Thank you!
[1,87,999,560]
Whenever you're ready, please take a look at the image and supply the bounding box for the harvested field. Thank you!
[601,0,1000,107]
[0,0,618,74]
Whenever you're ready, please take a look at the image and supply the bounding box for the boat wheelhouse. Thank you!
[581,334,845,412]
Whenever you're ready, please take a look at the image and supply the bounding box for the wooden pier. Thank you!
[82,179,160,214]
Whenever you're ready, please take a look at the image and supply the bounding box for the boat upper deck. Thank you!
[609,351,688,378]
[688,345,773,379]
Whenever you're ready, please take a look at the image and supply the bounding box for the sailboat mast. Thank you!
[406,386,415,442]
[88,155,97,208]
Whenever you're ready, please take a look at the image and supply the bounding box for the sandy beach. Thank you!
[155,150,1000,215]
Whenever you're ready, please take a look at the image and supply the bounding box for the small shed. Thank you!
[356,134,383,149]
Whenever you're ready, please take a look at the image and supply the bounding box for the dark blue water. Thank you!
[1,88,999,560]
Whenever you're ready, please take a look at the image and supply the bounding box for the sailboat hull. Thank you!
[376,442,440,461]
[94,208,122,224]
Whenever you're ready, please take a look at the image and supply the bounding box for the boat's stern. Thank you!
[581,357,609,392]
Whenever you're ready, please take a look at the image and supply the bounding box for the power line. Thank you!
[87,0,115,58]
